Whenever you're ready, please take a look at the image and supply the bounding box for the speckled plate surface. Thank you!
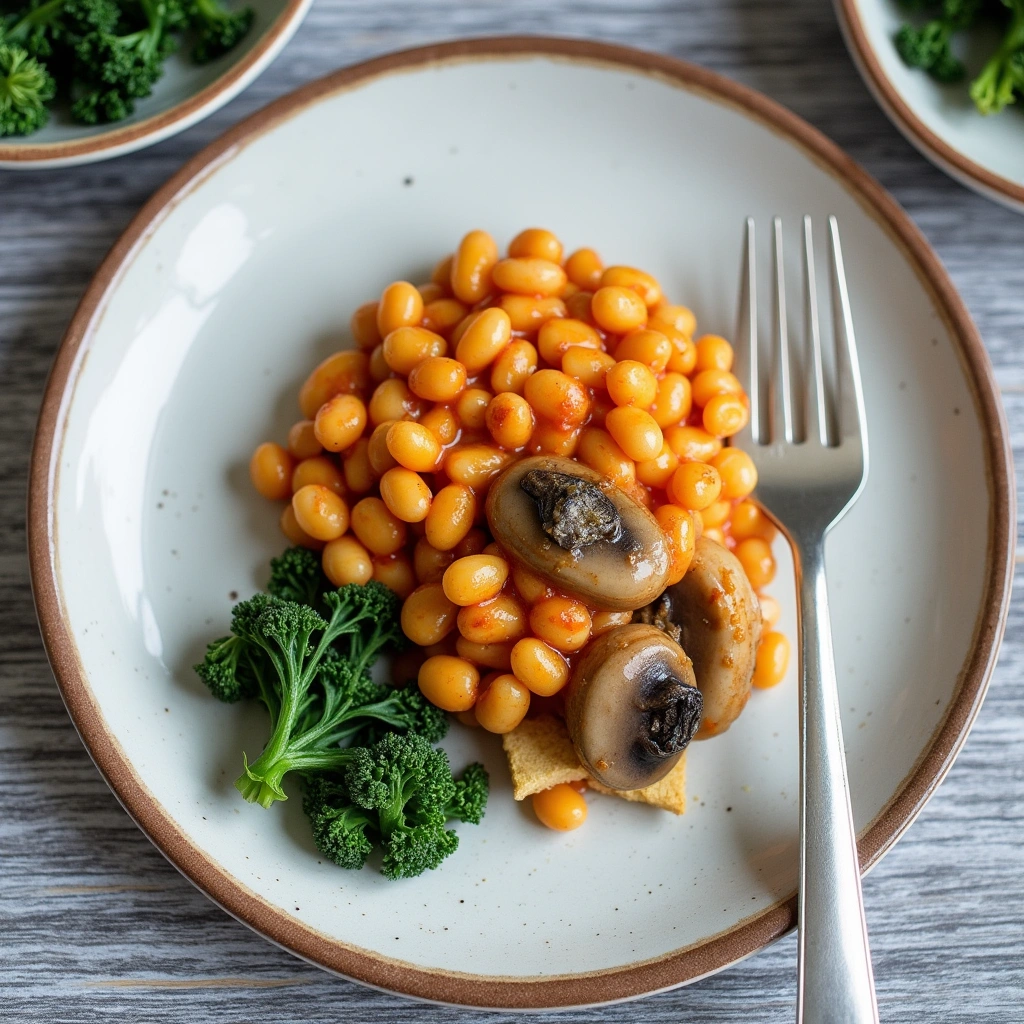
[0,0,310,168]
[28,38,1013,1009]
[835,0,1024,212]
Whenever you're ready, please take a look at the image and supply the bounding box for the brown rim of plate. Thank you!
[834,0,1024,209]
[27,36,1015,1010]
[0,0,308,165]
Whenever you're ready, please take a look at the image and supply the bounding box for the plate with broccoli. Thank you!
[835,0,1024,211]
[0,0,311,167]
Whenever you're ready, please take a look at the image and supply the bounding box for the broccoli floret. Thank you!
[969,0,1024,113]
[267,546,326,607]
[185,0,251,63]
[0,43,53,134]
[193,634,261,703]
[895,0,985,81]
[302,776,377,870]
[446,762,489,825]
[345,732,460,880]
[231,583,408,808]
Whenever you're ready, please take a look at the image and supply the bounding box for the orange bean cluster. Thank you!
[249,228,791,830]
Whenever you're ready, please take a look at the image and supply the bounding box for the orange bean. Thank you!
[664,424,723,462]
[291,455,346,497]
[420,405,460,446]
[532,784,587,831]
[655,504,696,584]
[351,496,407,555]
[605,360,657,409]
[591,286,647,333]
[486,392,535,449]
[523,369,589,426]
[577,427,635,489]
[753,632,790,689]
[382,325,447,376]
[279,504,324,550]
[417,654,478,710]
[250,442,294,500]
[376,281,424,337]
[298,351,371,420]
[510,637,569,696]
[455,307,512,374]
[455,387,493,431]
[528,596,592,652]
[403,586,459,648]
[373,552,416,599]
[605,406,663,462]
[379,467,432,523]
[600,265,662,307]
[667,461,723,511]
[313,394,367,453]
[413,536,455,584]
[287,420,322,461]
[492,257,567,297]
[490,339,539,394]
[386,421,442,472]
[450,230,498,304]
[350,301,381,351]
[457,593,528,644]
[474,673,531,733]
[508,228,563,262]
[342,438,375,493]
[537,318,602,365]
[291,484,349,541]
[369,378,424,425]
[564,248,604,291]
[649,373,692,428]
[444,444,515,489]
[322,535,373,586]
[496,294,566,333]
[421,297,469,336]
[455,636,516,671]
[613,328,673,373]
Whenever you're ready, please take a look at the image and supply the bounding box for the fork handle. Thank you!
[796,538,879,1024]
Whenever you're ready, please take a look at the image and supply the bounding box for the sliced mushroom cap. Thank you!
[565,624,702,790]
[485,455,670,612]
[641,537,762,739]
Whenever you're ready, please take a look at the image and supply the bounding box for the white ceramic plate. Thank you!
[835,0,1024,212]
[0,0,310,168]
[29,38,1013,1009]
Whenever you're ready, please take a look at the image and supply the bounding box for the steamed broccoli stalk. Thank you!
[233,582,407,808]
[344,732,461,880]
[0,43,53,134]
[267,546,327,607]
[895,0,984,82]
[186,0,251,63]
[302,775,377,870]
[69,0,175,124]
[969,0,1024,113]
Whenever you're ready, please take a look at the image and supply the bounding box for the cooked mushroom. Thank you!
[484,455,670,611]
[639,536,762,739]
[565,624,703,790]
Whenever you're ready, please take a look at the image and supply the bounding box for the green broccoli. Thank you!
[185,0,251,63]
[231,582,408,808]
[446,761,489,826]
[344,732,461,880]
[895,0,984,82]
[267,546,327,607]
[302,775,377,870]
[969,0,1024,113]
[0,43,54,134]
[194,633,260,703]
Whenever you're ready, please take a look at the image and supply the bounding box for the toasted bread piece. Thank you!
[588,755,687,815]
[502,715,588,800]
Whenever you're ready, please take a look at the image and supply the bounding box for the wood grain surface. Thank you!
[1,1,1022,1021]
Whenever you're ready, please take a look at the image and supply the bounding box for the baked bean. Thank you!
[691,369,743,408]
[529,421,581,458]
[729,500,776,542]
[537,318,602,365]
[368,343,390,384]
[369,378,424,425]
[649,303,697,337]
[695,334,734,372]
[455,307,512,373]
[711,448,758,500]
[431,254,454,288]
[577,427,635,489]
[386,421,442,472]
[564,290,597,325]
[420,405,460,446]
[564,248,603,290]
[298,351,371,419]
[613,328,673,373]
[735,537,775,589]
[376,281,424,337]
[635,441,679,488]
[457,593,528,644]
[379,467,432,522]
[414,536,455,583]
[443,554,510,606]
[702,392,749,438]
[663,325,698,375]
[486,392,535,449]
[600,266,662,307]
[664,424,723,462]
[510,637,569,697]
[382,325,447,376]
[425,483,477,551]
[508,227,563,262]
[450,230,498,304]
[655,504,696,584]
[445,444,515,489]
[287,420,322,460]
[605,406,663,462]
[403,586,459,648]
[532,784,587,831]
[649,373,692,428]
[510,563,550,604]
[590,610,634,636]
[455,636,515,671]
[292,484,349,541]
[342,439,375,493]
[496,294,566,332]
[291,455,346,497]
[417,281,445,304]
[474,674,531,733]
[421,297,469,336]
[417,654,478,710]
[367,421,399,474]
[492,257,567,297]
[700,498,732,529]
[529,596,592,652]
[350,301,381,351]
[561,346,614,389]
[490,340,538,394]
[523,369,589,426]
[250,442,294,500]
[605,360,657,409]
[373,552,416,599]
[453,527,489,559]
[591,286,647,333]
[351,496,407,555]
[668,461,723,511]
[322,535,373,586]
[753,632,790,689]
[455,388,493,431]
[313,394,367,452]
[760,594,782,630]
[279,504,324,550]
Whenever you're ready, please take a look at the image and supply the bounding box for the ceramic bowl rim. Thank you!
[26,35,1016,1009]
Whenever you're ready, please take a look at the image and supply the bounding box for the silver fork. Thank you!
[734,216,879,1024]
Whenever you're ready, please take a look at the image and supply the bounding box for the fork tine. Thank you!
[828,216,868,452]
[734,217,760,445]
[771,217,795,443]
[803,216,830,447]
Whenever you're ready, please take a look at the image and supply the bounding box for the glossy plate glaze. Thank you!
[835,0,1024,212]
[28,38,1013,1009]
[0,0,310,168]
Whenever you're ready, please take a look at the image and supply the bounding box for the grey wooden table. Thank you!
[2,1,1022,1021]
